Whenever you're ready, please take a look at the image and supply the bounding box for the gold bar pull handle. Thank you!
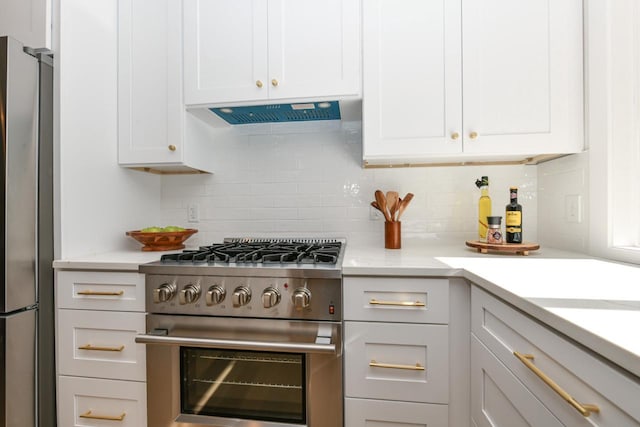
[369,360,425,371]
[369,299,425,307]
[78,344,125,352]
[514,352,600,417]
[79,410,126,421]
[77,290,124,296]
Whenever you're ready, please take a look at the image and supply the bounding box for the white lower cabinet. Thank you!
[345,397,448,427]
[343,276,465,426]
[58,376,146,427]
[56,270,147,426]
[471,285,640,427]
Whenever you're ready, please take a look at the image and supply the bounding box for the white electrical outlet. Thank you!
[565,195,582,223]
[370,205,383,221]
[187,203,200,223]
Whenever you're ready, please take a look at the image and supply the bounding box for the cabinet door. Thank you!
[346,397,448,427]
[462,0,583,156]
[0,0,51,49]
[118,0,184,165]
[183,0,269,105]
[471,336,564,427]
[267,0,360,100]
[58,376,147,427]
[362,0,462,163]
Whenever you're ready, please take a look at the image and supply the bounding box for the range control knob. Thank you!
[153,283,176,303]
[179,284,201,305]
[262,287,281,309]
[232,286,252,307]
[292,288,312,311]
[205,285,226,306]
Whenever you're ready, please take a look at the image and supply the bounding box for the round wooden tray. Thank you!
[465,240,540,256]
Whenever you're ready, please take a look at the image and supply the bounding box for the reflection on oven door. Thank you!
[181,348,306,424]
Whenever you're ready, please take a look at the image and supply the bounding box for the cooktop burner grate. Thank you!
[159,239,343,265]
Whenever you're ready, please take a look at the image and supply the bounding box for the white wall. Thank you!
[57,0,161,258]
[160,127,538,247]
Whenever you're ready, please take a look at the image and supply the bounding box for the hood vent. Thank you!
[210,101,341,125]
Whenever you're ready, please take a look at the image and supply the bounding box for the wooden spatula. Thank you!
[386,191,399,221]
[396,193,414,220]
[375,190,392,222]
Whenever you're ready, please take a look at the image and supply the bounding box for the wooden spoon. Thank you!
[370,201,383,213]
[386,191,399,221]
[396,193,414,220]
[374,190,392,222]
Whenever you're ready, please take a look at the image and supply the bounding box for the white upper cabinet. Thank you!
[183,0,361,106]
[118,0,217,174]
[362,0,463,161]
[363,0,584,166]
[0,0,51,49]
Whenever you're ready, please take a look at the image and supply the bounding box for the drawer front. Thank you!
[58,376,146,427]
[57,270,145,311]
[345,321,449,403]
[471,335,564,427]
[344,277,449,323]
[472,286,640,426]
[57,309,146,381]
[345,397,448,427]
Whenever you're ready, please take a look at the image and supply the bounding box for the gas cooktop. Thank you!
[139,238,346,279]
[160,238,342,265]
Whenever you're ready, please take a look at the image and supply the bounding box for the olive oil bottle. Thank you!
[475,176,491,241]
[505,186,523,243]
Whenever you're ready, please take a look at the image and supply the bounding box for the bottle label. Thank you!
[506,211,521,227]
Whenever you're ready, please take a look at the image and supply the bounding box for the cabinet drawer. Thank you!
[58,376,146,427]
[472,286,640,426]
[57,309,146,381]
[471,335,563,427]
[345,397,448,427]
[345,321,449,403]
[344,277,449,323]
[57,270,145,311]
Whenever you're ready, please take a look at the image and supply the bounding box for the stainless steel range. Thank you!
[135,238,345,427]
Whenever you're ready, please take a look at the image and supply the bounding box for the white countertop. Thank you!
[54,237,640,379]
[343,238,640,379]
[52,250,165,271]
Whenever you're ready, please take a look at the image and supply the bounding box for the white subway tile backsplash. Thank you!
[161,128,539,245]
[537,152,589,253]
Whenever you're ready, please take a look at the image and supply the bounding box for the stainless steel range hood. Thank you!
[188,98,362,131]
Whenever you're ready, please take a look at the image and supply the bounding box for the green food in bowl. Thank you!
[140,225,186,233]
[162,225,185,232]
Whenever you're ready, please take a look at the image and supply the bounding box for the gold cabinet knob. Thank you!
[451,132,460,140]
[168,145,176,151]
[271,79,279,87]
[469,131,478,139]
[256,80,263,88]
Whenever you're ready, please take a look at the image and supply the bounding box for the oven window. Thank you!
[181,348,306,424]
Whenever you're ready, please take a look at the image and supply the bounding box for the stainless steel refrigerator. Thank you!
[0,36,54,427]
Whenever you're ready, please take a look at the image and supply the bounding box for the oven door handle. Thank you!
[135,334,337,354]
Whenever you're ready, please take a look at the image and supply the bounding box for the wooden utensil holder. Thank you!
[385,221,401,249]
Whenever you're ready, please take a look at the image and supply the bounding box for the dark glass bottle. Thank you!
[505,187,522,243]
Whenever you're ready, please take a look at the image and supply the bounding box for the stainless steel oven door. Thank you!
[136,315,343,427]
